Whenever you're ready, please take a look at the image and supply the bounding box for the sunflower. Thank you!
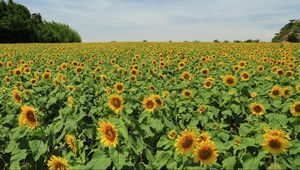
[203,80,213,89]
[108,94,123,113]
[250,92,257,98]
[67,85,74,92]
[201,68,209,76]
[265,129,289,138]
[286,70,293,78]
[75,66,83,74]
[235,137,241,145]
[198,132,211,142]
[13,68,22,76]
[290,101,300,116]
[148,85,155,91]
[262,130,289,155]
[296,83,300,93]
[68,96,74,108]
[232,66,240,72]
[42,72,51,80]
[152,95,164,109]
[130,68,138,76]
[129,75,136,81]
[47,155,70,170]
[270,86,281,98]
[114,82,124,93]
[19,105,38,129]
[282,86,292,97]
[178,61,185,69]
[276,69,284,76]
[175,129,198,154]
[182,89,192,98]
[197,105,206,113]
[100,75,109,82]
[97,121,118,147]
[30,78,37,85]
[257,65,265,71]
[104,87,112,94]
[65,134,77,153]
[17,82,23,89]
[181,71,192,81]
[23,67,31,74]
[223,75,237,86]
[193,140,218,165]
[143,96,156,112]
[240,72,250,81]
[12,89,22,103]
[4,76,10,83]
[168,130,177,140]
[249,103,265,116]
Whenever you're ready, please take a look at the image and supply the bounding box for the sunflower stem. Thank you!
[273,154,277,167]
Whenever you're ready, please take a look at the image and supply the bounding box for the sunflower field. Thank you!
[0,42,300,169]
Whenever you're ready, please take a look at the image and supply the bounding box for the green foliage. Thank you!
[0,0,81,43]
[272,19,300,43]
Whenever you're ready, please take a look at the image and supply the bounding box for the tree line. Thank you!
[0,0,81,43]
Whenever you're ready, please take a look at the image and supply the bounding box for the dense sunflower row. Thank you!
[0,42,299,169]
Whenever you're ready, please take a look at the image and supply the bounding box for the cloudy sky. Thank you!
[15,0,300,42]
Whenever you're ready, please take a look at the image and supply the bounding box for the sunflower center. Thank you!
[15,94,22,101]
[105,127,116,140]
[146,100,154,109]
[185,92,191,96]
[254,105,262,113]
[199,148,212,160]
[295,104,300,112]
[202,70,208,74]
[117,85,123,90]
[272,89,279,95]
[243,74,249,79]
[54,161,67,170]
[269,139,281,149]
[26,111,36,122]
[182,137,193,148]
[284,89,289,95]
[227,78,234,84]
[206,82,211,86]
[155,98,162,105]
[113,98,121,108]
[184,74,190,79]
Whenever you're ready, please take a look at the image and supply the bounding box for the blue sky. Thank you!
[15,0,300,42]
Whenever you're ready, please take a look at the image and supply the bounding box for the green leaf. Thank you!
[155,152,171,169]
[230,104,241,114]
[179,106,186,113]
[222,110,232,117]
[29,140,47,161]
[10,149,27,164]
[85,155,111,169]
[149,118,164,132]
[47,97,57,107]
[222,156,236,169]
[243,157,260,169]
[272,100,282,109]
[109,149,126,170]
[125,108,133,114]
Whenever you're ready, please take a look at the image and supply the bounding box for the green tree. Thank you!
[0,0,81,43]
